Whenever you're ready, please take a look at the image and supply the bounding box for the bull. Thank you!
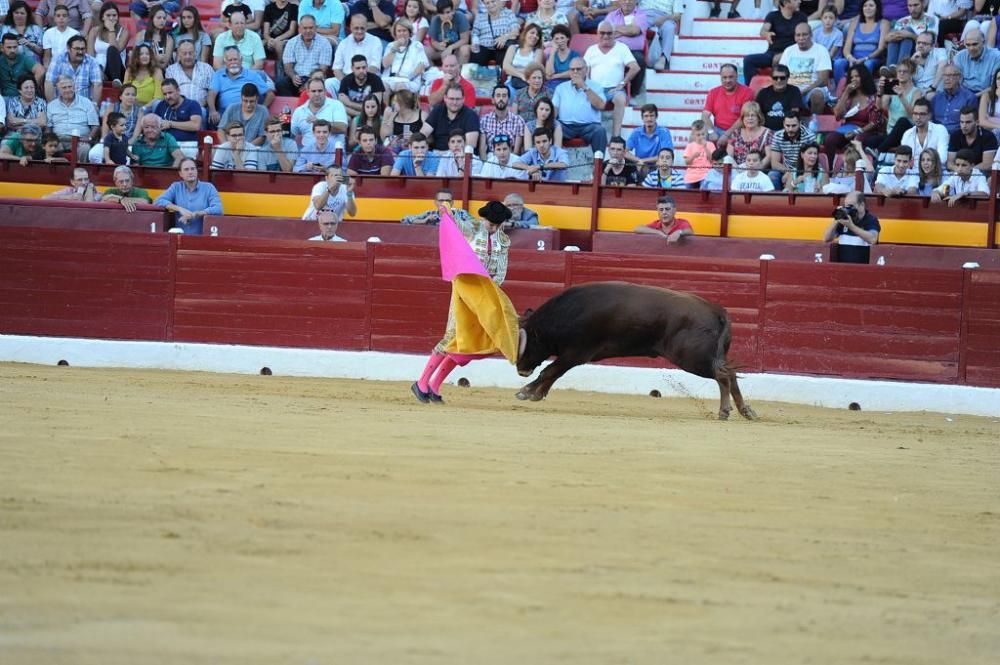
[515,281,757,420]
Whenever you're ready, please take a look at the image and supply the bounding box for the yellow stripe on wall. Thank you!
[598,207,722,235]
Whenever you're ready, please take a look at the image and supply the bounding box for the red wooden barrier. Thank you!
[2,227,999,389]
[593,232,830,262]
[963,269,1000,386]
[0,227,173,339]
[171,237,370,349]
[761,262,964,382]
[0,198,168,233]
[204,215,561,250]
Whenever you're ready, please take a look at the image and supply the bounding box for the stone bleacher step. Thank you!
[690,17,764,38]
[647,70,719,92]
[645,90,707,109]
[673,35,767,56]
[667,53,744,73]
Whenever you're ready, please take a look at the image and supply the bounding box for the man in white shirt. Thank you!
[874,145,917,196]
[309,210,349,241]
[932,148,990,206]
[329,13,384,95]
[730,150,775,191]
[41,6,79,69]
[166,40,215,108]
[291,77,348,141]
[900,97,949,165]
[778,22,831,115]
[478,134,526,180]
[583,21,640,137]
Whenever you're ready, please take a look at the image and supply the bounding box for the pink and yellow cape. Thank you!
[438,208,519,365]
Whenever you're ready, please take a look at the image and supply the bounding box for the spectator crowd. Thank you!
[4,0,1000,234]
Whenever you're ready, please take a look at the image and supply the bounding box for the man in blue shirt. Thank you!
[207,46,275,127]
[551,57,608,153]
[155,158,224,235]
[149,79,204,145]
[626,103,673,171]
[931,64,978,133]
[390,132,440,175]
[952,29,1000,94]
[514,128,570,182]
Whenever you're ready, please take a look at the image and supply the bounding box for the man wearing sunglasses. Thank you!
[478,134,526,180]
[754,64,807,132]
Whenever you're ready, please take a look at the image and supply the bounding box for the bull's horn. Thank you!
[518,328,526,359]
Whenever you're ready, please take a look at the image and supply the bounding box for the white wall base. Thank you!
[2,335,998,417]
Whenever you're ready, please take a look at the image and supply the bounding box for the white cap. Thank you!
[962,261,980,269]
[563,245,580,252]
[367,236,382,243]
[167,227,185,234]
[759,254,775,261]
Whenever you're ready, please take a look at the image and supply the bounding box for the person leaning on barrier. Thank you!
[390,131,437,176]
[102,164,153,213]
[401,188,474,225]
[0,124,43,165]
[155,157,224,235]
[822,190,880,264]
[513,127,570,182]
[211,120,259,170]
[633,194,693,243]
[42,165,101,201]
[502,192,540,228]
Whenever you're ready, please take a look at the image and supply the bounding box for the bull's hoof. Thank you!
[529,392,545,402]
[740,405,758,420]
[515,390,531,401]
[718,407,732,421]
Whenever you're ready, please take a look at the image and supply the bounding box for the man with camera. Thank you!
[822,191,880,264]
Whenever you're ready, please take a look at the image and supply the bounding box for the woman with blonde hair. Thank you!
[726,101,772,167]
[382,18,430,93]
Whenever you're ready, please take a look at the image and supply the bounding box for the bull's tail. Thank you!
[712,311,746,378]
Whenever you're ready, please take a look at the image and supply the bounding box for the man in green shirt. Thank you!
[102,165,154,213]
[0,126,43,164]
[130,113,185,168]
[0,34,44,98]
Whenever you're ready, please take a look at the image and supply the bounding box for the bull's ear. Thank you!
[518,328,527,359]
[518,308,534,325]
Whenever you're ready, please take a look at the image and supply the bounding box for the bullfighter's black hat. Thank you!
[478,200,513,225]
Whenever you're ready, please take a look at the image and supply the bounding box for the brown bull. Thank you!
[515,281,757,420]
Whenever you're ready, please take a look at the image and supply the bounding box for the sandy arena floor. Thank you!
[0,362,998,664]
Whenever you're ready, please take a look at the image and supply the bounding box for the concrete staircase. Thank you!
[621,15,765,153]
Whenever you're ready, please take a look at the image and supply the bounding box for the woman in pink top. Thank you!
[683,119,716,187]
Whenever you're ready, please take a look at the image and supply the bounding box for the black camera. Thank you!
[833,204,858,222]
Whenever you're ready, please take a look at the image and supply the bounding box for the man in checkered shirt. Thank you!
[478,84,525,158]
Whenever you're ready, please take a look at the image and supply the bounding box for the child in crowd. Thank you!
[874,145,916,197]
[642,147,686,189]
[683,120,715,190]
[813,7,843,60]
[700,146,729,191]
[40,132,68,164]
[931,149,990,206]
[102,112,135,165]
[730,149,775,192]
